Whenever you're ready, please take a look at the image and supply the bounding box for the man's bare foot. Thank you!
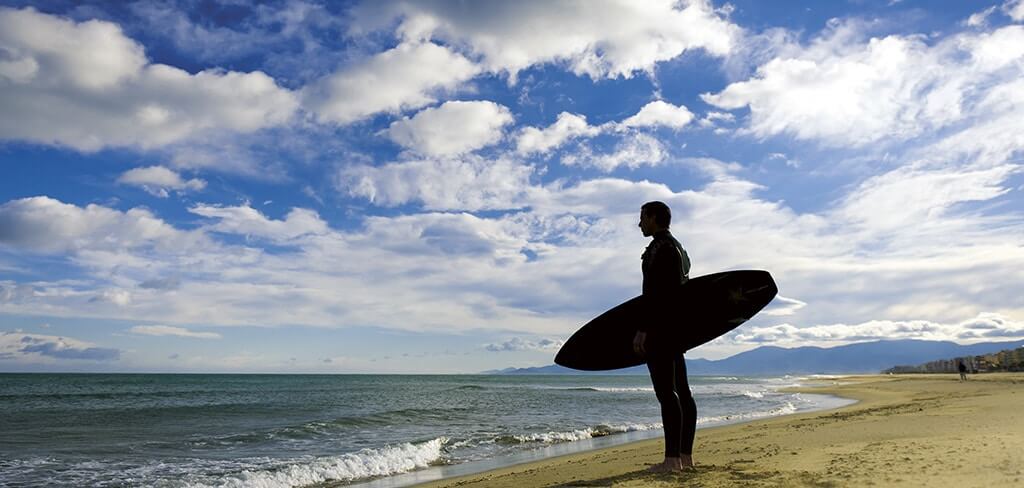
[646,457,685,473]
[680,454,694,468]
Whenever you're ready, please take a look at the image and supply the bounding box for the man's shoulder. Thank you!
[647,234,681,255]
[655,231,683,247]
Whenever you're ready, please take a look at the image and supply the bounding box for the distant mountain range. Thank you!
[486,339,1024,375]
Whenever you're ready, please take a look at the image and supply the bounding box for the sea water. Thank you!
[0,374,854,487]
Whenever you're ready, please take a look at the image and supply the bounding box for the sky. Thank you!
[1,0,1023,373]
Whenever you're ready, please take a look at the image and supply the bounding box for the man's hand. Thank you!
[633,331,647,357]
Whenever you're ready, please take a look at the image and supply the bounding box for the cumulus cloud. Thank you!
[0,196,204,253]
[0,7,298,151]
[339,156,535,210]
[1005,0,1024,21]
[0,162,1021,350]
[515,101,691,163]
[484,336,564,352]
[562,133,667,171]
[129,325,221,339]
[117,166,206,197]
[353,0,739,80]
[516,112,601,155]
[732,313,1024,347]
[1,331,120,361]
[703,22,1024,147]
[302,42,480,124]
[384,100,513,156]
[619,100,695,129]
[188,204,329,242]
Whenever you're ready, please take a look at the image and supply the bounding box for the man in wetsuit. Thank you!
[633,201,696,472]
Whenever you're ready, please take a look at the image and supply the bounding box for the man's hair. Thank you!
[641,201,671,228]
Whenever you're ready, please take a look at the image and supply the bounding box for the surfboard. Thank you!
[554,270,777,371]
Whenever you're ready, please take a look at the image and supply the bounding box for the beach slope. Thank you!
[416,374,1024,487]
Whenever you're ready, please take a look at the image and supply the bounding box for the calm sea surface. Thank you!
[0,373,853,487]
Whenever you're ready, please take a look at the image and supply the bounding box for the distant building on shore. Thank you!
[884,346,1024,374]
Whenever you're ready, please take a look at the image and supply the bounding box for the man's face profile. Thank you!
[639,209,657,237]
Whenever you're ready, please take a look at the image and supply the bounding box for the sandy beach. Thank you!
[415,373,1024,487]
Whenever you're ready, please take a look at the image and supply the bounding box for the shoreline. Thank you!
[345,378,856,488]
[405,373,1024,487]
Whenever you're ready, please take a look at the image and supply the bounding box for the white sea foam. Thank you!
[586,387,655,393]
[603,422,662,433]
[187,437,447,488]
[741,390,766,399]
[510,429,596,443]
[506,422,662,444]
[698,402,798,425]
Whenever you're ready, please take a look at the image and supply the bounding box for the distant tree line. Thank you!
[884,346,1024,374]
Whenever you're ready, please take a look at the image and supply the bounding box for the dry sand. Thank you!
[415,373,1024,487]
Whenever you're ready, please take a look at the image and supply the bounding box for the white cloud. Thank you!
[1,159,1022,354]
[129,325,221,339]
[117,166,206,198]
[761,295,807,317]
[1005,0,1024,21]
[516,102,690,163]
[0,7,298,151]
[91,289,132,307]
[563,133,667,171]
[922,79,1024,166]
[966,6,997,27]
[516,112,600,155]
[732,313,1024,347]
[837,163,1019,235]
[703,22,1024,147]
[188,204,329,242]
[302,42,480,124]
[354,0,740,80]
[0,196,205,253]
[619,100,694,129]
[0,331,120,362]
[484,337,564,352]
[696,111,736,132]
[339,156,536,211]
[384,100,513,157]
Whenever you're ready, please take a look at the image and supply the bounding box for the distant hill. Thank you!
[487,339,1024,375]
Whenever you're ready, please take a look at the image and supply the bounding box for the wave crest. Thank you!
[191,437,448,487]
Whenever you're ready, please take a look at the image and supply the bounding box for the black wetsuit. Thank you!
[640,229,696,458]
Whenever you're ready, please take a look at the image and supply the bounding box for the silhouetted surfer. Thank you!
[634,201,696,472]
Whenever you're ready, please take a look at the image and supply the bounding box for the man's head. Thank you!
[639,201,671,237]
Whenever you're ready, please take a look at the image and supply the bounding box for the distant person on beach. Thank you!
[958,361,968,381]
[633,201,695,473]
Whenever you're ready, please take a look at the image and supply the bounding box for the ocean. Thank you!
[0,373,854,487]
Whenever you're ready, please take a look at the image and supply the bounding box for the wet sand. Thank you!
[415,373,1024,487]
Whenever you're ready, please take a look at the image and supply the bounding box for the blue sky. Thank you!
[1,0,1023,373]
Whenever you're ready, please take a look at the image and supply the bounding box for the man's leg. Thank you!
[648,355,683,468]
[673,355,697,464]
